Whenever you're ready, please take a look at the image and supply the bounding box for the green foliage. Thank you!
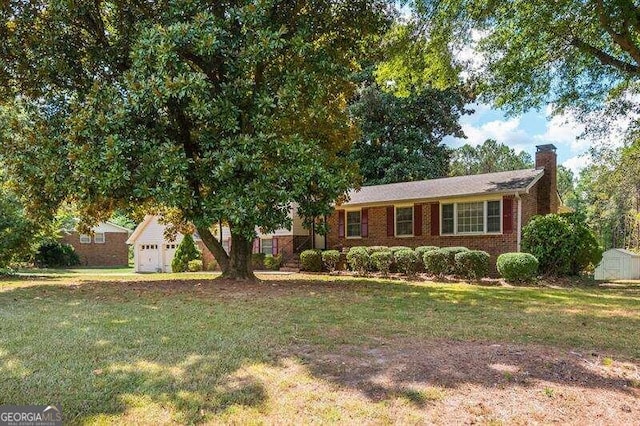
[171,235,201,273]
[187,260,203,272]
[393,249,420,275]
[497,253,539,283]
[348,83,469,185]
[262,255,276,271]
[389,246,411,254]
[0,186,37,267]
[450,139,532,176]
[416,0,640,129]
[263,254,282,271]
[321,250,341,272]
[370,250,393,275]
[34,242,80,268]
[251,253,266,270]
[346,247,370,275]
[366,246,390,254]
[415,246,439,257]
[300,250,323,272]
[423,249,449,277]
[455,250,490,281]
[0,0,391,280]
[522,213,603,276]
[439,247,469,274]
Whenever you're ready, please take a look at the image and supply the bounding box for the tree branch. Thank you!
[570,37,639,74]
[595,0,640,67]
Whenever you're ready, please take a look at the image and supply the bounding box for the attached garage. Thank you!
[594,249,640,281]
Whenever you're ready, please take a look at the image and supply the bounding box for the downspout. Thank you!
[515,193,522,252]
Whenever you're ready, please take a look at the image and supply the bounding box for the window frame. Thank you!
[94,232,106,244]
[394,205,414,237]
[79,234,91,244]
[440,199,503,236]
[345,208,362,239]
[261,238,273,255]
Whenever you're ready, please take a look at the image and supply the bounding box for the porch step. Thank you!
[280,254,300,272]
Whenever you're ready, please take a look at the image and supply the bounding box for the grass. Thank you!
[0,271,638,424]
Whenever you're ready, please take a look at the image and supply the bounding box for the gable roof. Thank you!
[342,168,544,207]
[126,215,203,245]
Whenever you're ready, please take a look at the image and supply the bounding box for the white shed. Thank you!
[594,249,640,281]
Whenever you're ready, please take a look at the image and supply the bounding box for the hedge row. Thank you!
[300,246,540,282]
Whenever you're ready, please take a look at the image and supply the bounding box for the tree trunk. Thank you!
[195,225,229,272]
[222,231,256,281]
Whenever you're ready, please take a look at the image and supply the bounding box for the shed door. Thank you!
[602,256,623,279]
[139,244,160,272]
[163,243,178,272]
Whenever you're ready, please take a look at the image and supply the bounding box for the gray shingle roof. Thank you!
[343,168,544,207]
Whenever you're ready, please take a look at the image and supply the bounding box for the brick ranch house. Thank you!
[326,144,561,265]
[127,144,560,272]
[61,221,132,267]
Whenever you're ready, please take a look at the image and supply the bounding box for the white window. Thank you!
[457,202,484,234]
[261,239,273,255]
[346,210,361,238]
[79,234,91,244]
[94,233,105,244]
[395,206,413,236]
[441,200,502,235]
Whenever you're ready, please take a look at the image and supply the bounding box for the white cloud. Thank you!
[457,117,534,147]
[563,155,591,176]
[534,110,588,151]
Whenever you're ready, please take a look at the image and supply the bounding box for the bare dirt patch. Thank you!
[292,339,640,425]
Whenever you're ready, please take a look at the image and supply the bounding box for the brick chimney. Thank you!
[535,144,558,215]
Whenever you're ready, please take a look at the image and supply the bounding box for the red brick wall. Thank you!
[534,149,558,215]
[327,203,519,264]
[62,232,129,267]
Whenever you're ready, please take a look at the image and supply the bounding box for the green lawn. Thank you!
[0,271,638,424]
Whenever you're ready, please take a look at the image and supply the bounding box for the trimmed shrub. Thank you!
[34,241,80,268]
[251,253,266,270]
[522,213,603,276]
[455,250,490,281]
[497,253,539,283]
[370,250,394,276]
[439,246,469,274]
[423,249,449,278]
[347,246,370,275]
[263,254,282,270]
[394,249,420,275]
[321,250,341,272]
[300,249,322,272]
[172,234,202,273]
[188,259,203,272]
[389,246,411,254]
[366,245,390,254]
[415,246,439,257]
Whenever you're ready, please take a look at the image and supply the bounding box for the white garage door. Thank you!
[138,244,161,272]
[163,243,178,272]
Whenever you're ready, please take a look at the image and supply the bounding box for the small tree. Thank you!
[172,235,201,273]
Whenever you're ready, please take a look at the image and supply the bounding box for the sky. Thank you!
[442,104,590,176]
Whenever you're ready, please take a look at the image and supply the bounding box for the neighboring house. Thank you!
[61,222,131,267]
[326,144,560,264]
[127,206,318,272]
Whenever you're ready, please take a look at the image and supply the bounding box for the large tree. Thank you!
[416,0,640,132]
[449,139,532,176]
[0,1,390,280]
[348,83,469,185]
